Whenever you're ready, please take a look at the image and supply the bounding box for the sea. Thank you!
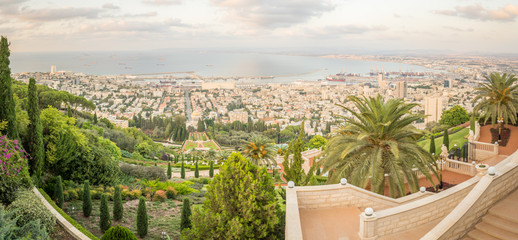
[10,50,430,83]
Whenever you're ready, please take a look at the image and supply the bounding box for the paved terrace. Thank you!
[288,125,518,240]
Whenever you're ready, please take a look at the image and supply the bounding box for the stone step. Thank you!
[462,237,474,240]
[482,214,518,235]
[475,221,518,240]
[466,229,499,240]
[488,196,518,224]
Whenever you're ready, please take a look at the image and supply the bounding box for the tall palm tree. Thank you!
[216,150,231,164]
[241,135,276,166]
[473,73,518,125]
[321,95,438,198]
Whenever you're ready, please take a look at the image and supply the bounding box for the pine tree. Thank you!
[194,161,199,178]
[100,193,111,233]
[167,161,172,179]
[443,129,449,150]
[282,121,306,185]
[136,196,148,237]
[113,185,123,221]
[180,198,192,231]
[429,134,436,156]
[83,180,92,217]
[209,161,214,178]
[54,176,64,208]
[26,78,44,179]
[181,161,185,179]
[0,36,18,139]
[94,112,98,124]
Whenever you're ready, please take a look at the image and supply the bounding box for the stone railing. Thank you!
[443,158,476,176]
[474,123,480,141]
[32,187,91,240]
[471,140,499,161]
[285,183,433,239]
[421,150,518,239]
[358,177,479,239]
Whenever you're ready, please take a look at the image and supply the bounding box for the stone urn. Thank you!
[476,164,489,176]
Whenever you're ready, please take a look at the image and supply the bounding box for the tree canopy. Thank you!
[439,105,470,127]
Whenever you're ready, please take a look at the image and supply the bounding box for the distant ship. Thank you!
[326,72,346,82]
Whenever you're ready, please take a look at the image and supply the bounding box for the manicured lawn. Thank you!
[64,199,182,239]
[202,141,218,150]
[183,141,197,151]
[419,128,470,154]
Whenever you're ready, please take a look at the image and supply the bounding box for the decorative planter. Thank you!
[475,164,489,176]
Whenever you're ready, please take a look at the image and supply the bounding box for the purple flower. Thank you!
[13,140,18,145]
[6,153,11,159]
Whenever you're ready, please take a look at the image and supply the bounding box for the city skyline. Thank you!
[1,0,518,54]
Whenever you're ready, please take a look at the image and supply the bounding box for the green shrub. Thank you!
[101,225,137,240]
[119,162,166,181]
[137,179,198,195]
[165,187,177,200]
[167,162,172,179]
[136,197,148,237]
[100,194,111,233]
[181,162,185,179]
[54,175,64,208]
[83,180,92,217]
[194,161,199,178]
[7,190,56,233]
[113,185,123,221]
[209,161,214,178]
[0,206,49,240]
[121,150,132,159]
[37,188,99,240]
[0,136,32,204]
[180,198,192,231]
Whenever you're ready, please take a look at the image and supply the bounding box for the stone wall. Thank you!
[358,177,478,239]
[421,152,518,239]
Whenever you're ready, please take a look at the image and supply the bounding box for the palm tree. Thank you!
[321,95,438,198]
[473,73,518,126]
[241,135,276,166]
[216,150,231,164]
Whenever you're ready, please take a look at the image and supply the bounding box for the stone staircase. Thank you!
[463,189,518,240]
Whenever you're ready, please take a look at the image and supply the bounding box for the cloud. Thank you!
[141,0,181,6]
[434,4,518,21]
[78,18,188,33]
[306,24,388,38]
[102,3,120,10]
[210,0,335,28]
[443,26,474,32]
[15,7,105,22]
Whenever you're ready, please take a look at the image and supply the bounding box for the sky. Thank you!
[1,0,518,54]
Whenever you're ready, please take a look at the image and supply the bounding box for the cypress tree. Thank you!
[194,160,199,178]
[26,78,44,179]
[113,185,123,221]
[209,161,214,178]
[429,134,436,156]
[316,167,321,176]
[167,161,172,179]
[83,180,92,217]
[180,198,192,231]
[136,196,148,237]
[100,193,111,233]
[443,129,449,150]
[181,161,185,179]
[0,36,18,139]
[94,112,98,124]
[54,176,64,208]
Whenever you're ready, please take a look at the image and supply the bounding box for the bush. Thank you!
[54,176,64,208]
[136,197,148,237]
[119,162,166,181]
[154,190,167,202]
[7,190,56,233]
[121,150,132,159]
[83,180,92,217]
[165,187,177,200]
[0,136,32,204]
[113,185,123,221]
[0,206,49,240]
[100,194,111,233]
[101,225,137,240]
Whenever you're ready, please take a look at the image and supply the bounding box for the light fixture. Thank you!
[420,187,426,193]
[488,167,496,176]
[288,181,295,188]
[340,178,347,185]
[365,207,374,216]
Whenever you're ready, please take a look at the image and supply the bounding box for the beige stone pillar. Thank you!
[359,212,378,240]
